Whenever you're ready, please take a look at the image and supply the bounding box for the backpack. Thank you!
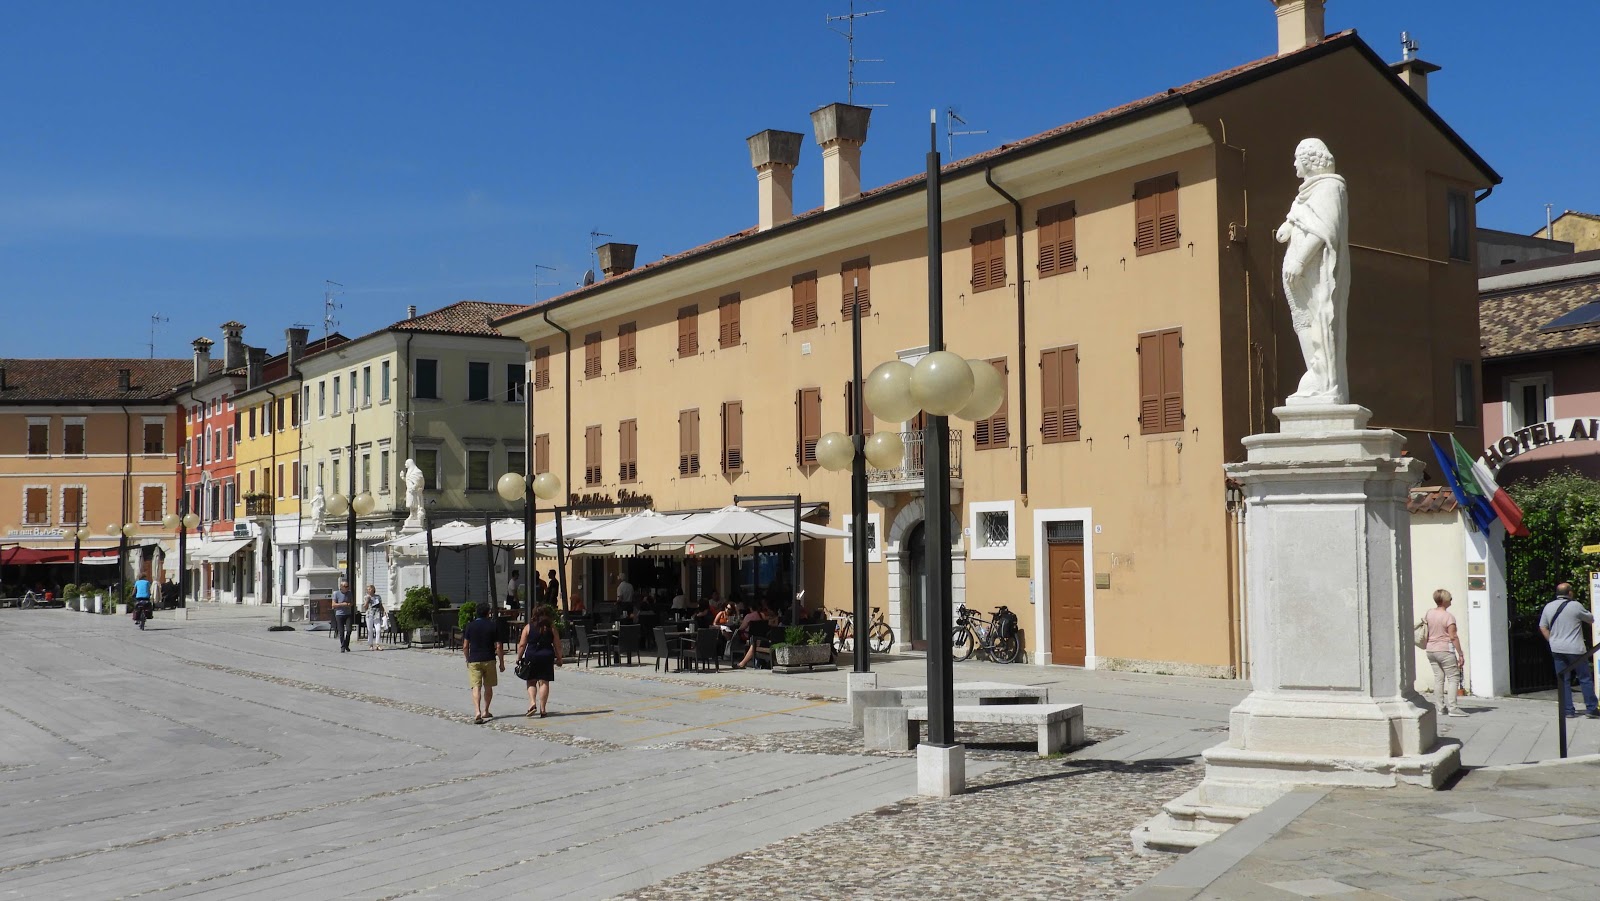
[993,606,1018,640]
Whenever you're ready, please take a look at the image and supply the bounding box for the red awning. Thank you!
[0,545,121,566]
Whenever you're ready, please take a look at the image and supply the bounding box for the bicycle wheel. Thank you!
[992,634,1021,664]
[868,621,894,653]
[836,623,854,653]
[951,626,975,662]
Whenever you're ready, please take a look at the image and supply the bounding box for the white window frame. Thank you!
[841,513,883,563]
[21,483,52,525]
[26,417,49,456]
[380,360,392,404]
[1503,373,1554,434]
[332,376,342,415]
[59,483,87,525]
[968,500,1017,561]
[412,443,442,491]
[138,483,167,524]
[62,417,87,456]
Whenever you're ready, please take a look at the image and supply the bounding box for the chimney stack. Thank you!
[117,368,132,392]
[220,321,247,371]
[810,103,872,210]
[747,129,804,231]
[406,305,417,319]
[1272,0,1325,55]
[1389,32,1440,103]
[246,347,267,390]
[285,327,309,370]
[597,242,639,278]
[192,337,214,384]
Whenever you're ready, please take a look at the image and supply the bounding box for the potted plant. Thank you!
[772,626,832,668]
[396,587,436,645]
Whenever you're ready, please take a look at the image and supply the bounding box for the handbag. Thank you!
[515,656,535,680]
[1413,616,1429,650]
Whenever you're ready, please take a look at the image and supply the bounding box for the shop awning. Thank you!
[1,545,122,566]
[186,538,253,563]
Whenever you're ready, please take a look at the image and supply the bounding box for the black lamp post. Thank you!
[325,421,375,616]
[920,112,956,755]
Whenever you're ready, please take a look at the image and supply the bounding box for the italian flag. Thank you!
[1451,435,1529,537]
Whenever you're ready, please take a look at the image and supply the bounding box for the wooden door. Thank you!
[1048,540,1086,666]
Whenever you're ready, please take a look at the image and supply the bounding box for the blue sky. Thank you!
[3,1,1595,361]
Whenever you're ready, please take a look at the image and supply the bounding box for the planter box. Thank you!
[116,603,129,615]
[774,644,832,667]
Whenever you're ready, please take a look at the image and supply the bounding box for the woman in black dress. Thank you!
[516,609,563,717]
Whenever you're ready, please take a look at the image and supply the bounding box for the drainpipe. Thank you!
[401,332,415,524]
[1474,186,1493,205]
[984,166,1029,501]
[542,311,574,499]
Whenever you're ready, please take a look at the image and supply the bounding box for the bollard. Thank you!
[94,595,103,615]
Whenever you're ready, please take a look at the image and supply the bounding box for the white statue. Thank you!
[1275,137,1350,405]
[403,458,425,512]
[309,487,326,534]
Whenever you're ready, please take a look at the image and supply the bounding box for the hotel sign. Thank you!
[1483,417,1600,472]
[6,528,65,540]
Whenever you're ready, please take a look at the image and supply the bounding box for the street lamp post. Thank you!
[497,469,563,612]
[109,521,138,607]
[70,525,90,602]
[325,422,376,622]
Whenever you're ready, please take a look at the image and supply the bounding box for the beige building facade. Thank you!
[496,28,1496,675]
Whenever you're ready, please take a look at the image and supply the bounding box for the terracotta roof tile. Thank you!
[1407,486,1460,515]
[1480,271,1600,359]
[0,358,215,404]
[390,300,526,338]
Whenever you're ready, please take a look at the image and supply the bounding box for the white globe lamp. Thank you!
[864,431,906,470]
[352,492,377,516]
[909,351,974,416]
[863,360,918,423]
[532,472,562,501]
[325,493,349,518]
[496,472,526,503]
[955,358,1005,422]
[815,432,854,472]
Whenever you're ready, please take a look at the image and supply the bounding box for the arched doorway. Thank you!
[906,521,927,649]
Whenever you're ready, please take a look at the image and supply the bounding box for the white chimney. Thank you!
[747,129,804,231]
[1390,32,1441,103]
[192,337,214,384]
[1273,0,1325,55]
[810,103,872,210]
[220,321,247,371]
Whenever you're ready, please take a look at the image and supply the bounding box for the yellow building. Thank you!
[495,24,1495,675]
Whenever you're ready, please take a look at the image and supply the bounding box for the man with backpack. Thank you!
[1540,582,1600,719]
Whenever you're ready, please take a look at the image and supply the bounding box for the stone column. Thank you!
[1136,404,1460,852]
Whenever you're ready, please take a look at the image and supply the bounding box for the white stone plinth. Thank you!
[917,743,965,797]
[1138,404,1459,853]
[846,671,879,694]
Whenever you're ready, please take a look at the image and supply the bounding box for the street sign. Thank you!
[1584,544,1600,554]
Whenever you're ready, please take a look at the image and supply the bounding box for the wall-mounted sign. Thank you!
[5,528,64,540]
[1467,576,1486,591]
[1482,417,1600,472]
[1095,573,1111,590]
[1467,562,1486,576]
[1014,555,1031,578]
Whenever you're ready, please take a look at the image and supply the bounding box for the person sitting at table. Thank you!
[690,600,714,631]
[671,589,690,614]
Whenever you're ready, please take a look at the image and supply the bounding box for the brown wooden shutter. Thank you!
[1161,328,1184,431]
[1135,174,1179,255]
[677,305,698,357]
[62,486,84,524]
[791,272,818,331]
[618,322,637,371]
[24,487,47,524]
[971,222,1006,293]
[678,410,690,476]
[796,387,821,466]
[718,293,741,347]
[584,333,601,379]
[678,408,700,475]
[1039,348,1062,443]
[841,257,871,319]
[1138,332,1161,433]
[1157,177,1180,251]
[973,358,1008,450]
[534,347,551,390]
[722,401,743,473]
[585,425,601,485]
[619,419,637,483]
[1061,346,1081,442]
[535,434,549,474]
[1037,202,1077,278]
[142,485,163,522]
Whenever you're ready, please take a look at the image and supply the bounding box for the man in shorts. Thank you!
[463,606,504,724]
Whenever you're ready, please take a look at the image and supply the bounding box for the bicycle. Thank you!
[832,606,895,654]
[952,604,1020,664]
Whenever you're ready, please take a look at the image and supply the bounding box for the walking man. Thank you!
[1540,582,1600,719]
[332,579,354,653]
[463,605,504,724]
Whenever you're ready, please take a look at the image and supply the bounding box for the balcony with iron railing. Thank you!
[243,494,274,519]
[866,430,963,497]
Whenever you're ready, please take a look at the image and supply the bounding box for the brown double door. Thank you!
[1048,538,1087,666]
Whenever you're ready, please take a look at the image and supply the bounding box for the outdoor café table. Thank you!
[661,629,695,670]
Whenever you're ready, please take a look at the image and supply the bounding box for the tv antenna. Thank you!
[946,107,987,159]
[323,280,344,343]
[826,2,892,107]
[586,230,611,285]
[1400,31,1419,61]
[147,313,169,358]
[533,263,559,300]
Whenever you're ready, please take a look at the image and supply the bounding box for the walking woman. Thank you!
[364,584,386,651]
[517,607,563,717]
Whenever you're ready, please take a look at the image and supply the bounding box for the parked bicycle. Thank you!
[952,604,1021,664]
[832,606,895,654]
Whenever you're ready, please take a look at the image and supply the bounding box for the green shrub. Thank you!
[1507,470,1600,625]
[396,587,436,632]
[457,601,478,631]
[61,583,79,600]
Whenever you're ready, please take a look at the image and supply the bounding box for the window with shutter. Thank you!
[796,387,822,467]
[62,486,84,524]
[718,293,741,347]
[1040,346,1081,443]
[141,485,163,523]
[585,425,602,486]
[1037,201,1078,278]
[677,306,699,357]
[24,487,48,524]
[841,257,871,319]
[970,221,1006,293]
[1134,174,1179,256]
[678,408,701,476]
[618,323,637,371]
[584,333,602,379]
[791,272,818,331]
[534,347,551,390]
[722,401,743,474]
[1138,328,1184,434]
[64,422,85,455]
[619,420,638,483]
[143,422,164,454]
[535,434,549,475]
[973,358,1009,450]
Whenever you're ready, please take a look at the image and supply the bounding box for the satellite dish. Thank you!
[582,269,596,286]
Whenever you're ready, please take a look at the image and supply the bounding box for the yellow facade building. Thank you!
[499,27,1494,675]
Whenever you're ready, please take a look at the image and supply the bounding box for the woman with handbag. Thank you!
[364,585,386,651]
[516,608,563,718]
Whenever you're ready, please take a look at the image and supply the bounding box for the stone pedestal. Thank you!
[288,536,341,618]
[1135,405,1460,853]
[917,743,965,798]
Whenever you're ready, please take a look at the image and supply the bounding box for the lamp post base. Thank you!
[917,742,966,797]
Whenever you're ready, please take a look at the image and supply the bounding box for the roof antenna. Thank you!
[323,280,344,344]
[1546,203,1555,238]
[1400,31,1418,61]
[147,313,170,359]
[826,2,892,107]
[585,230,611,286]
[533,263,558,301]
[945,107,988,159]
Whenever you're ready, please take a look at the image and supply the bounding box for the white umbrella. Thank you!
[571,510,693,547]
[386,520,474,554]
[650,504,850,551]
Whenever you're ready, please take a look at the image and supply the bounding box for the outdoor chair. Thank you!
[616,624,643,666]
[573,625,597,668]
[653,626,692,672]
[692,628,721,673]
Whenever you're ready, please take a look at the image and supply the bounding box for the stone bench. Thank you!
[865,703,1085,756]
[897,681,1050,705]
